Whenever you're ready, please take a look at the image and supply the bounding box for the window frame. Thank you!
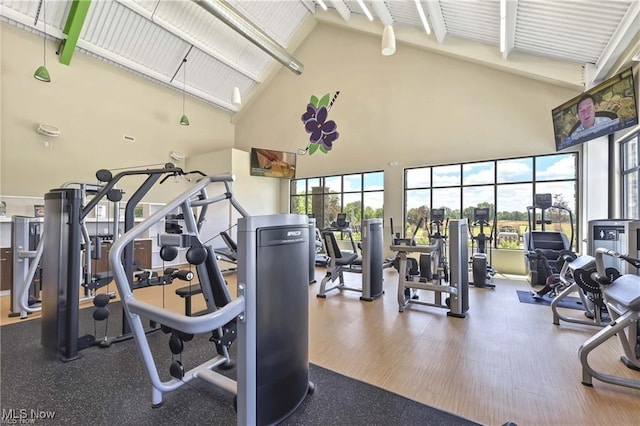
[404,153,579,250]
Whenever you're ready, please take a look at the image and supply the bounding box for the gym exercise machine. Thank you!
[587,219,640,275]
[41,164,194,360]
[551,219,640,328]
[424,209,449,284]
[551,254,610,327]
[531,251,577,301]
[468,207,496,289]
[579,248,640,390]
[9,216,44,318]
[110,174,313,424]
[308,217,317,284]
[524,193,575,286]
[10,181,113,319]
[316,218,384,300]
[390,219,469,317]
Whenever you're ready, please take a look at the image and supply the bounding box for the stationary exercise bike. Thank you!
[468,207,496,289]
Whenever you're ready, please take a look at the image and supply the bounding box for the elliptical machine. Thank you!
[468,207,496,289]
[422,208,449,284]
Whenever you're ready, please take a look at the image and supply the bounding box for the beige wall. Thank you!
[235,24,581,262]
[236,24,580,177]
[185,148,280,243]
[0,23,234,202]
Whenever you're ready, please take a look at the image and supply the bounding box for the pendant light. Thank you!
[180,58,190,126]
[232,86,242,106]
[381,25,396,56]
[34,0,51,82]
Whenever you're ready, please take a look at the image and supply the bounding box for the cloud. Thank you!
[497,160,532,181]
[536,155,576,180]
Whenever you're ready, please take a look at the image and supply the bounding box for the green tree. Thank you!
[343,201,362,226]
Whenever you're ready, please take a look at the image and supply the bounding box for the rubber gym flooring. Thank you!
[0,302,480,425]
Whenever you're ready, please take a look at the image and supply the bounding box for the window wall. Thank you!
[290,171,384,240]
[404,153,578,249]
[621,131,640,218]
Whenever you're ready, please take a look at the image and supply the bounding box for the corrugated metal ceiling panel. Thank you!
[440,0,500,45]
[1,0,638,113]
[387,1,423,27]
[152,0,273,80]
[82,1,188,78]
[515,0,633,64]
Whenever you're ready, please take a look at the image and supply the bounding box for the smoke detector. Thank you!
[36,123,61,138]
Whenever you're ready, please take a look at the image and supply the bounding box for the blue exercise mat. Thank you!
[516,290,584,311]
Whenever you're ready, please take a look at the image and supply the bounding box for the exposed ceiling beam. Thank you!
[299,0,316,14]
[413,0,431,35]
[424,0,446,43]
[371,1,393,27]
[501,0,517,60]
[592,0,640,81]
[314,0,328,12]
[314,10,583,89]
[0,5,238,112]
[117,0,261,83]
[329,0,351,22]
[355,0,373,21]
[58,0,92,65]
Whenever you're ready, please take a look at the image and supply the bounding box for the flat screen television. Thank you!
[250,148,296,179]
[552,67,638,151]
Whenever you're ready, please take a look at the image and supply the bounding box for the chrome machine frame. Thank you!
[110,174,312,424]
[578,248,640,390]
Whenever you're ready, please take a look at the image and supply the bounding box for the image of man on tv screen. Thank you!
[570,93,617,137]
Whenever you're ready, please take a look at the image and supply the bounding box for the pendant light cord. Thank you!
[182,59,187,114]
[43,0,47,66]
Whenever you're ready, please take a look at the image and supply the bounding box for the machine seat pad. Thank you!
[604,274,640,311]
[175,284,203,298]
[335,252,358,265]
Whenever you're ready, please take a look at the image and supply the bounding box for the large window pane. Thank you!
[405,189,430,242]
[463,186,495,221]
[496,183,532,249]
[535,154,576,181]
[292,180,306,195]
[406,167,430,188]
[497,158,533,183]
[324,176,341,193]
[364,172,384,190]
[536,181,577,249]
[432,187,460,219]
[432,165,460,187]
[343,193,362,229]
[624,136,638,170]
[364,192,384,220]
[624,172,639,219]
[291,195,307,215]
[307,178,320,189]
[324,192,341,228]
[293,173,383,235]
[344,174,362,192]
[463,162,495,185]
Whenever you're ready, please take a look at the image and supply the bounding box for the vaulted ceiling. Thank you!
[2,0,639,114]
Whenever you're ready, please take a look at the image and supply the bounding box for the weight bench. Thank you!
[316,231,359,298]
[175,284,203,317]
[579,273,640,390]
